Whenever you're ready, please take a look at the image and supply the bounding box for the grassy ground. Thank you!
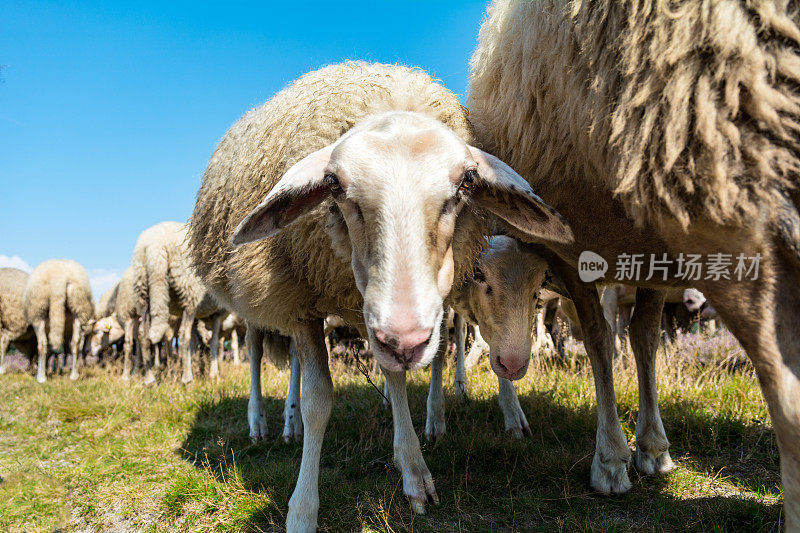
[0,330,783,532]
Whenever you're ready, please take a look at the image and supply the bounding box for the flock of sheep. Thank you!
[3,1,800,531]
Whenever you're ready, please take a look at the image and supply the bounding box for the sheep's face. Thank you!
[88,317,124,356]
[461,236,546,380]
[233,111,573,372]
[683,288,706,312]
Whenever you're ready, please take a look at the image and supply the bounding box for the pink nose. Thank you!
[496,356,528,380]
[374,327,433,351]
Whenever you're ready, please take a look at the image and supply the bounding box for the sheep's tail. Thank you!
[146,245,171,344]
[262,331,292,370]
[47,281,67,350]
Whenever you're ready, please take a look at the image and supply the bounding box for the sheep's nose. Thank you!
[374,327,432,351]
[496,356,528,381]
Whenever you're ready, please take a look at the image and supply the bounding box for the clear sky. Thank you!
[1,0,489,297]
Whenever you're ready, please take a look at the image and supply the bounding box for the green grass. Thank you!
[0,333,783,532]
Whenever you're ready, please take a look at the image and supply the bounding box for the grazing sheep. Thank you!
[22,259,94,382]
[114,266,139,380]
[132,221,224,384]
[220,313,246,364]
[427,235,548,441]
[189,61,572,530]
[469,0,800,524]
[87,316,125,358]
[0,268,35,374]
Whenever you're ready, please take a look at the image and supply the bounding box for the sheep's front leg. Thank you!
[426,322,448,442]
[209,314,222,380]
[69,317,81,381]
[286,321,331,533]
[33,320,48,383]
[179,310,195,384]
[121,319,135,380]
[453,313,468,399]
[498,377,530,438]
[385,369,438,514]
[630,288,673,475]
[246,327,268,442]
[283,346,303,442]
[559,265,631,494]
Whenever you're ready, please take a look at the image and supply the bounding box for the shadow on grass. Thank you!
[176,377,782,532]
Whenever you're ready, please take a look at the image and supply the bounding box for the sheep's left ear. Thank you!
[467,147,573,244]
[232,144,335,246]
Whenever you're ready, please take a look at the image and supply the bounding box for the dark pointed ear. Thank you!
[467,146,573,244]
[232,144,336,246]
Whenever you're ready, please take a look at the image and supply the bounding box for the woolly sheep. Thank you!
[427,235,548,441]
[22,259,94,382]
[188,61,572,530]
[96,283,119,320]
[132,221,224,385]
[469,1,800,524]
[114,266,139,380]
[0,268,35,374]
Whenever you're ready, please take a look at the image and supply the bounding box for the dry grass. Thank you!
[0,329,783,532]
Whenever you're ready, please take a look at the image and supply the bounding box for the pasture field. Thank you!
[0,331,783,532]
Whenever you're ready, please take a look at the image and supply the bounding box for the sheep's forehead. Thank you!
[330,117,471,202]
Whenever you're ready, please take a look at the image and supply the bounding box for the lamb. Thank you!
[426,235,548,441]
[188,61,572,531]
[131,221,225,385]
[0,268,35,374]
[22,259,94,382]
[469,1,800,526]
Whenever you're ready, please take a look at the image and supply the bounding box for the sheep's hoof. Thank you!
[283,409,303,443]
[69,372,79,381]
[209,363,220,380]
[502,403,531,439]
[248,403,269,443]
[0,365,6,375]
[400,457,439,515]
[121,372,130,382]
[635,446,674,475]
[143,371,157,387]
[36,374,46,384]
[286,499,318,533]
[181,373,193,385]
[425,407,446,442]
[590,451,632,494]
[454,379,468,400]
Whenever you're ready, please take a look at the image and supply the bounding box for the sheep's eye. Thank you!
[459,169,478,193]
[324,173,342,194]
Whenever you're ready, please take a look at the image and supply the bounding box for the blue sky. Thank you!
[0,0,489,297]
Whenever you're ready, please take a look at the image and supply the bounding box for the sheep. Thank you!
[188,61,572,530]
[95,283,119,319]
[468,1,800,525]
[86,315,125,359]
[426,235,547,441]
[0,268,36,374]
[22,259,94,382]
[131,221,225,385]
[114,266,139,380]
[220,313,246,365]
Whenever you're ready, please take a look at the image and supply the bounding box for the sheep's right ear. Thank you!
[232,144,336,246]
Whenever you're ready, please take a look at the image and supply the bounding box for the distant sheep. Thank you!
[189,61,571,530]
[95,282,119,320]
[23,259,94,382]
[0,268,35,373]
[469,0,800,523]
[114,266,138,380]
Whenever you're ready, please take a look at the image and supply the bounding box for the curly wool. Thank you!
[189,61,487,336]
[23,259,94,349]
[468,0,800,230]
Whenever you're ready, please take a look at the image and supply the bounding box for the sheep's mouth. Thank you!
[371,332,434,371]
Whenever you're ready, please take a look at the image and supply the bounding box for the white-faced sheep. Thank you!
[426,235,548,441]
[22,259,94,382]
[469,1,800,525]
[132,221,225,385]
[0,268,36,374]
[188,61,572,530]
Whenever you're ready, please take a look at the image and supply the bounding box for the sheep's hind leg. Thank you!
[69,317,81,381]
[286,320,331,533]
[245,326,268,442]
[0,333,8,374]
[386,368,438,514]
[558,262,631,494]
[629,288,673,475]
[283,344,303,442]
[209,314,222,380]
[179,310,195,384]
[33,320,48,383]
